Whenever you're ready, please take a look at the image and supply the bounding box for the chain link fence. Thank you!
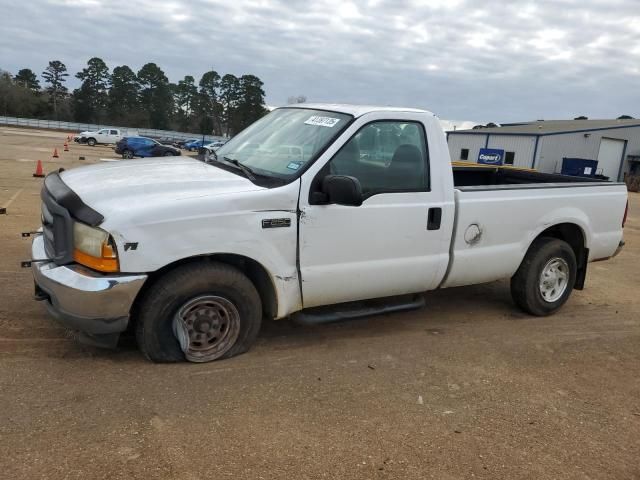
[0,116,226,142]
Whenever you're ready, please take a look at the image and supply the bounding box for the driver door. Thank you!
[138,138,156,157]
[96,129,108,141]
[299,116,450,308]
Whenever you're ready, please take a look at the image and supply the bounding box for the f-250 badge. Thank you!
[262,218,291,229]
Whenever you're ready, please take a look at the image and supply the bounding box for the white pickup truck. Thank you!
[29,104,628,363]
[76,128,123,146]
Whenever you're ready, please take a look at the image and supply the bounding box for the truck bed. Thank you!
[442,167,627,289]
[452,165,607,188]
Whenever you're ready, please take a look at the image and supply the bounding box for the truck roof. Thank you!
[283,103,436,118]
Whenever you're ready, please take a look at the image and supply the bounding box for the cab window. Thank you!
[327,121,429,196]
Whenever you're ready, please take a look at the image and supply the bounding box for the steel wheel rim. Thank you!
[172,295,241,362]
[539,257,569,303]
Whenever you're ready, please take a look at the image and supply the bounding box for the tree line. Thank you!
[0,58,269,136]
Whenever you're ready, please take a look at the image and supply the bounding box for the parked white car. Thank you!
[76,128,123,146]
[30,104,628,363]
[200,141,227,158]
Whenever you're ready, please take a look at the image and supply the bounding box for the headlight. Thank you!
[73,222,119,272]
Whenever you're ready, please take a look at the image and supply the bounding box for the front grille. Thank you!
[39,172,104,265]
[41,180,74,265]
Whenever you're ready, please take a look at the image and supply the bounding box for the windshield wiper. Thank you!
[221,156,258,181]
[208,154,285,186]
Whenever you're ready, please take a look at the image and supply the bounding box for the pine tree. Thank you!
[73,57,110,123]
[198,70,222,135]
[220,74,241,136]
[108,65,141,123]
[41,60,69,119]
[236,74,267,133]
[14,69,40,92]
[137,63,174,129]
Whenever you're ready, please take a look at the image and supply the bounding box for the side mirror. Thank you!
[322,175,363,207]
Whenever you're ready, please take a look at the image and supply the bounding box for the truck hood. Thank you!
[60,157,264,220]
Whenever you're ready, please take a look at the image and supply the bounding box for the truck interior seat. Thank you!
[387,144,425,189]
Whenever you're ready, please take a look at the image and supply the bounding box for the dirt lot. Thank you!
[0,126,639,480]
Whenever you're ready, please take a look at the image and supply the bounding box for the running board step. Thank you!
[292,294,425,325]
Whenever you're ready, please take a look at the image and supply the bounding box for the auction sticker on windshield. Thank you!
[304,116,341,128]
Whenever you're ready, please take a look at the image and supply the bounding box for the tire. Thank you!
[163,151,173,157]
[135,262,262,363]
[122,149,134,159]
[87,138,96,146]
[511,237,577,316]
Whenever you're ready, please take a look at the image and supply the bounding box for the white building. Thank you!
[447,119,640,181]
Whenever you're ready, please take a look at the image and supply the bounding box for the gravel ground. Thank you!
[1,126,639,480]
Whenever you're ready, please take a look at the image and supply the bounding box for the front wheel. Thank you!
[87,138,96,146]
[135,262,262,363]
[122,149,134,159]
[511,237,577,316]
[163,151,174,157]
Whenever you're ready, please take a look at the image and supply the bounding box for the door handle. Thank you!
[427,208,442,230]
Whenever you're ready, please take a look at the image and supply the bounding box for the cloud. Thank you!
[1,0,639,123]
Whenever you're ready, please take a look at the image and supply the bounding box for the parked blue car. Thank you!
[115,137,181,159]
[184,139,213,151]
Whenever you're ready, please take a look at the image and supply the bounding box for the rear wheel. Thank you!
[87,138,96,146]
[122,149,134,159]
[135,262,262,363]
[511,237,577,316]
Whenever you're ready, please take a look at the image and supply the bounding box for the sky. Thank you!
[1,0,639,125]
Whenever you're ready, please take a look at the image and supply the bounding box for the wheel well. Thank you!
[533,223,588,289]
[130,254,278,329]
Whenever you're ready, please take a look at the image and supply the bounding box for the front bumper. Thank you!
[31,235,147,348]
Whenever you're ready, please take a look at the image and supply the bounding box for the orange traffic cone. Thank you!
[52,148,59,158]
[66,135,71,142]
[64,143,69,152]
[33,160,45,178]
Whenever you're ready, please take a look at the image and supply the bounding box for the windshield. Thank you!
[214,108,352,178]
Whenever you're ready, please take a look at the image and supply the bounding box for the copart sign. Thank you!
[478,148,504,165]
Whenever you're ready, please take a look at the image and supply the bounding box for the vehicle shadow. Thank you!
[256,280,519,348]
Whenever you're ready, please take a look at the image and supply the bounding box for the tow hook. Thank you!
[21,259,50,268]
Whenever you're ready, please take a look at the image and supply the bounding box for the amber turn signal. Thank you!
[73,248,119,273]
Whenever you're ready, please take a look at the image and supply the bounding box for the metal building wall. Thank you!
[447,133,487,163]
[447,133,536,167]
[448,126,640,180]
[487,135,537,168]
[535,126,640,180]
